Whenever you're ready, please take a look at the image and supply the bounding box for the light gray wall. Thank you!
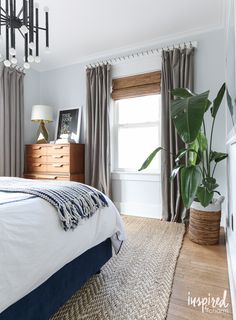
[25,28,227,220]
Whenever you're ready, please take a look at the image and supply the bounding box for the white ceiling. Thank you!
[8,0,225,71]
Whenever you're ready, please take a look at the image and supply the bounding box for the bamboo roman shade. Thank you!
[112,71,161,100]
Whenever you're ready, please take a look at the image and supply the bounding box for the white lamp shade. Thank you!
[31,105,53,122]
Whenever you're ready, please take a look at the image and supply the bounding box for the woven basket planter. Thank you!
[189,198,224,245]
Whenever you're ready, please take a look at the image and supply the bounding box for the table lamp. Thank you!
[31,105,53,144]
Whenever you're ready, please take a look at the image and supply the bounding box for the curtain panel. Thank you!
[85,64,111,197]
[161,47,194,223]
[0,64,25,177]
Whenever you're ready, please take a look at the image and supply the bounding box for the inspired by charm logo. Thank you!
[187,290,230,314]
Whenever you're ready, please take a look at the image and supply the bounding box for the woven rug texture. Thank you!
[51,215,185,320]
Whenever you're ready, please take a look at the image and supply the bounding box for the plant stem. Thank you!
[203,120,209,177]
[209,116,216,175]
[212,163,217,177]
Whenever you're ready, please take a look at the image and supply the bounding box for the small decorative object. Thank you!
[0,0,49,69]
[55,108,81,143]
[31,105,53,144]
[140,84,229,245]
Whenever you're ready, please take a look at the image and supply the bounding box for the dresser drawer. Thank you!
[47,163,70,173]
[27,163,48,173]
[26,155,46,163]
[51,145,69,155]
[26,145,47,156]
[24,173,70,181]
[47,154,69,164]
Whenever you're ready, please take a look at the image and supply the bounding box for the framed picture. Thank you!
[55,107,82,143]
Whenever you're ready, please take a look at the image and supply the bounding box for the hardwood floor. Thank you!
[167,229,233,319]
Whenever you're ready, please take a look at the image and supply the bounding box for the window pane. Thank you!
[118,126,160,171]
[118,95,160,124]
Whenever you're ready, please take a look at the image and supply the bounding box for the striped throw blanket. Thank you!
[0,178,108,230]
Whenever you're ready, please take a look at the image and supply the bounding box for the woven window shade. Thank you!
[112,71,161,100]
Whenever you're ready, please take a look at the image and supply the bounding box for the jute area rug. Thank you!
[51,216,185,320]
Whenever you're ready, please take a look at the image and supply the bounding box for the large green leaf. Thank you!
[196,186,214,207]
[226,88,234,118]
[180,166,202,208]
[172,88,195,98]
[175,148,197,164]
[197,132,208,152]
[188,139,199,166]
[211,83,226,118]
[171,91,209,144]
[210,151,228,163]
[203,177,219,192]
[138,147,163,171]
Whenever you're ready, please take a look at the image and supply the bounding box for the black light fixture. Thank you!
[0,0,49,69]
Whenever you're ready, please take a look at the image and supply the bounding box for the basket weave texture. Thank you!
[189,207,221,245]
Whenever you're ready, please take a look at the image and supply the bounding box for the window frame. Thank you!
[111,95,161,174]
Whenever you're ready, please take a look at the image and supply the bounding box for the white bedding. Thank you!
[0,192,126,313]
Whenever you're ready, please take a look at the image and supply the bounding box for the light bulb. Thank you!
[29,42,35,50]
[9,47,16,55]
[35,2,39,8]
[45,46,50,53]
[35,56,41,63]
[24,62,30,69]
[28,55,34,63]
[44,6,49,12]
[11,57,17,64]
[20,25,28,34]
[4,60,11,67]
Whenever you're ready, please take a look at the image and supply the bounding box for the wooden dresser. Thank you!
[24,143,85,182]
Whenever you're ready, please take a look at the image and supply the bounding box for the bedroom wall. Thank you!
[26,28,226,221]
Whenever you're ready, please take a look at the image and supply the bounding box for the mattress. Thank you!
[0,191,126,313]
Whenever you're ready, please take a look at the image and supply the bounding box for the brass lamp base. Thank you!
[36,121,49,144]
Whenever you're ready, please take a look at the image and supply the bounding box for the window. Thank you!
[112,94,161,173]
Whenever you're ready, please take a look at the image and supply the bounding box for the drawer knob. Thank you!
[32,146,42,150]
[54,146,63,149]
[32,155,42,159]
[53,164,63,168]
[33,164,42,167]
[53,155,63,159]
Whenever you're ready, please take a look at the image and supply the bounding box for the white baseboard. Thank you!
[226,231,236,320]
[114,201,162,219]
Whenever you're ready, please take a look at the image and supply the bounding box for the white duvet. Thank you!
[0,192,126,313]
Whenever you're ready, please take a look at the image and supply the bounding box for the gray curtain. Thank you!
[85,64,111,196]
[161,47,194,223]
[0,64,25,177]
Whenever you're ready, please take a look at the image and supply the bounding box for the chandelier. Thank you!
[0,0,49,69]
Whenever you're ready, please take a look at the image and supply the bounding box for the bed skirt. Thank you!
[0,238,112,320]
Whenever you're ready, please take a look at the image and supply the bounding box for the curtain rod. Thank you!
[86,40,197,69]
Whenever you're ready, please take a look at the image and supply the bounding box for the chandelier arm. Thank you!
[29,0,33,44]
[10,0,15,50]
[25,32,28,62]
[18,28,25,38]
[35,6,39,57]
[0,6,6,15]
[34,26,46,31]
[16,7,23,19]
[5,0,9,61]
[45,10,49,48]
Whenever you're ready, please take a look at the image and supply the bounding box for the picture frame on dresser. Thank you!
[55,107,82,143]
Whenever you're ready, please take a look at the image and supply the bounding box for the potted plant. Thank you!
[139,83,227,245]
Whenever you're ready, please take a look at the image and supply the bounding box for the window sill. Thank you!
[111,171,161,182]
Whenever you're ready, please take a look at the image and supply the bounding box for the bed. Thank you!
[0,179,126,320]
